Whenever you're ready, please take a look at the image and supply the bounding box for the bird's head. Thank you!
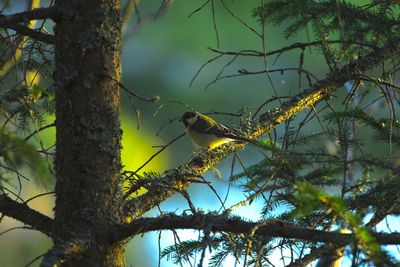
[180,111,199,127]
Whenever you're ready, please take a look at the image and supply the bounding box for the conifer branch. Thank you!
[124,38,400,219]
[113,213,400,245]
[4,24,55,44]
[0,7,57,25]
[0,194,53,237]
[0,7,56,44]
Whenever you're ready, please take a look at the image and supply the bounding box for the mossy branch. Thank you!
[124,38,400,220]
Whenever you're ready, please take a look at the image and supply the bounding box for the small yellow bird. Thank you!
[180,111,255,149]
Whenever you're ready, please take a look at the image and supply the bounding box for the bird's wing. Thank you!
[205,124,232,137]
[189,113,256,144]
[191,115,253,143]
[190,115,230,137]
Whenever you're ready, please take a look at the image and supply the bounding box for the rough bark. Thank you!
[47,0,124,266]
[0,1,396,266]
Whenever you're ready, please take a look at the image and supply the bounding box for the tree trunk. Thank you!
[49,0,123,265]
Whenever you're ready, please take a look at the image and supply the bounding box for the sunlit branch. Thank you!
[124,38,400,220]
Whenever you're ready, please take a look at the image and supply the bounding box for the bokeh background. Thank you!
[1,1,399,266]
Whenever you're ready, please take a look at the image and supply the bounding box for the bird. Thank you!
[180,111,256,149]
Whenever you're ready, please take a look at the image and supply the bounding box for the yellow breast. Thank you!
[186,128,233,149]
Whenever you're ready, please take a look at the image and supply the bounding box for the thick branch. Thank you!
[124,39,400,219]
[0,194,53,237]
[0,7,56,44]
[112,213,400,245]
[0,7,57,25]
[5,24,55,44]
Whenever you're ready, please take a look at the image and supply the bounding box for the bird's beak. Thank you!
[178,118,183,122]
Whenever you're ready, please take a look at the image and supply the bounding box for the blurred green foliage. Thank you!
[1,0,400,266]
